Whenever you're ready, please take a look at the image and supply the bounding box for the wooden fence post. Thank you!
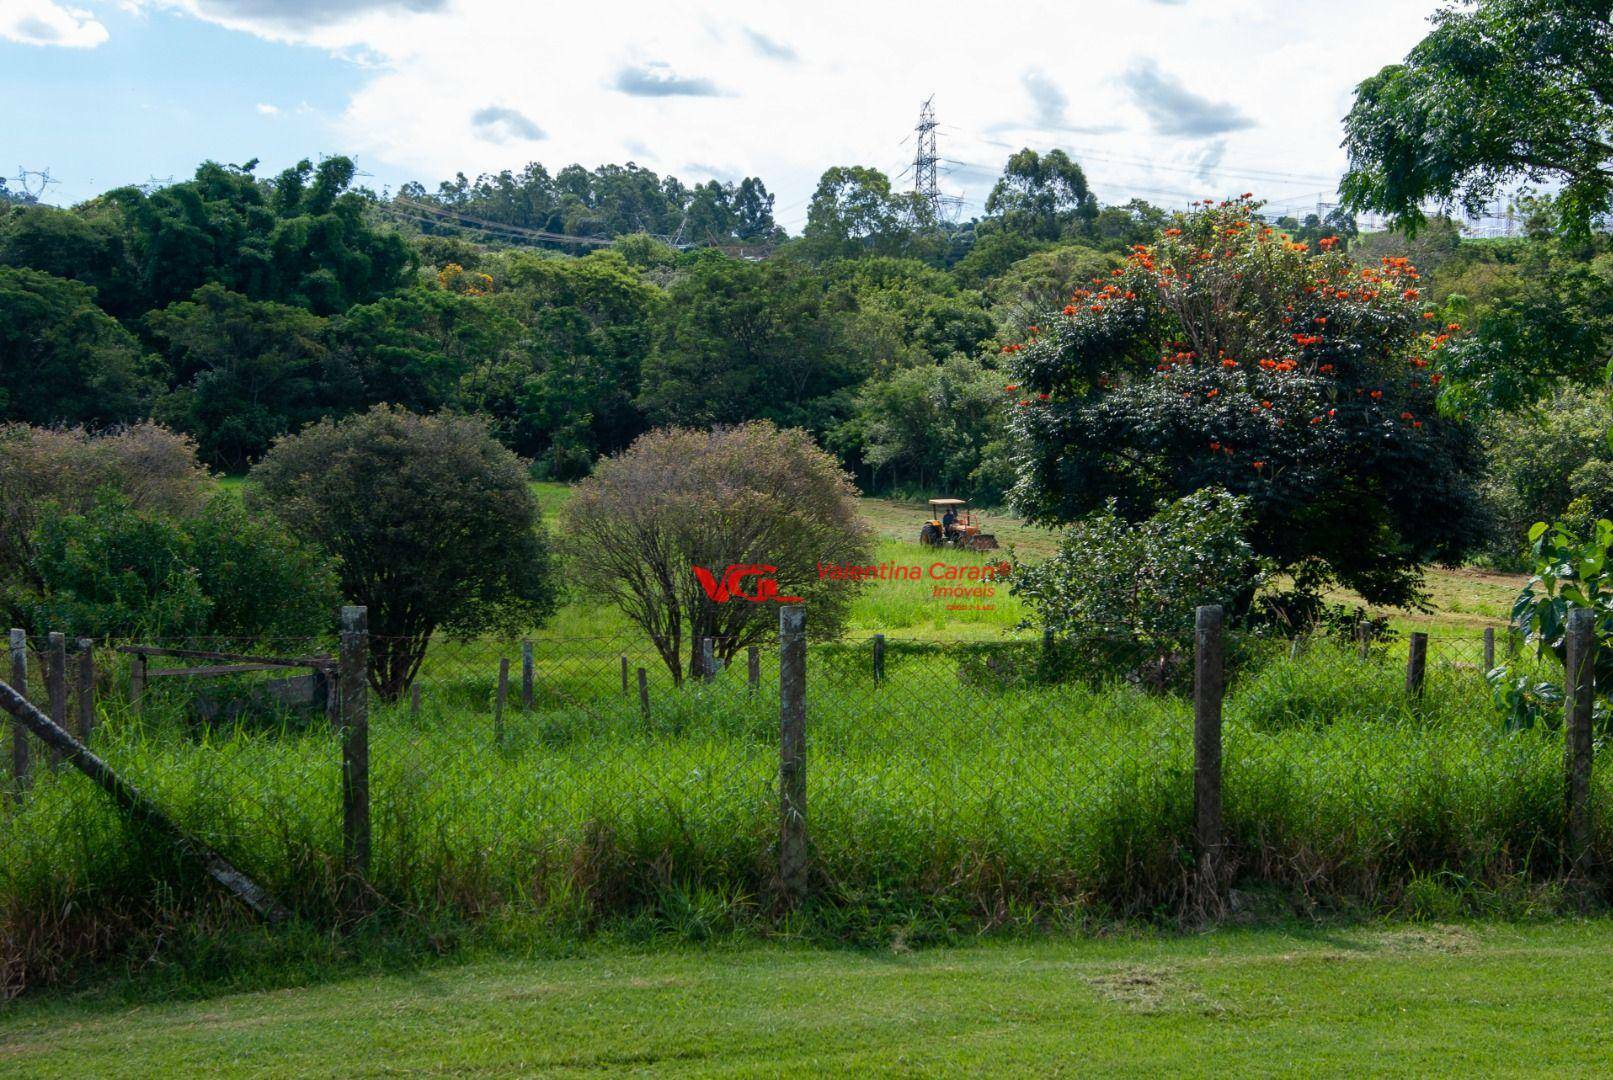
[747,646,760,695]
[76,638,95,742]
[872,634,885,684]
[46,632,66,767]
[339,606,370,880]
[409,683,421,720]
[1564,608,1596,875]
[1483,626,1496,672]
[9,629,28,791]
[701,637,717,682]
[521,640,534,709]
[637,667,650,719]
[129,651,146,716]
[494,657,509,743]
[1193,605,1225,907]
[1405,632,1428,695]
[778,605,808,904]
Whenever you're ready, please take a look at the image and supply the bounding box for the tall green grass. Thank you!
[0,635,1596,993]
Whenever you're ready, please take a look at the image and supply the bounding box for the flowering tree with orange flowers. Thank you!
[1005,195,1485,616]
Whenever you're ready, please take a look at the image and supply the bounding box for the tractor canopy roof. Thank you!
[928,498,967,506]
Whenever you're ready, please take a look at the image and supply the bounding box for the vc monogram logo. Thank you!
[691,564,803,604]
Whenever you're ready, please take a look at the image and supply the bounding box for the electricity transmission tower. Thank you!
[912,96,941,225]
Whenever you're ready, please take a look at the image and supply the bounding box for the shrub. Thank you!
[1011,488,1258,688]
[0,422,211,623]
[567,422,874,683]
[23,493,338,640]
[247,406,557,698]
[1490,515,1613,729]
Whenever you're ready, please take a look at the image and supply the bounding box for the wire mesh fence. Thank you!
[0,611,1603,922]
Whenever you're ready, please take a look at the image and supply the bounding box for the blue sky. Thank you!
[3,5,396,201]
[4,1,1444,228]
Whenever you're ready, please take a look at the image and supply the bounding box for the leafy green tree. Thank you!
[567,422,874,683]
[1479,386,1613,563]
[109,157,414,314]
[1341,0,1613,239]
[638,252,871,438]
[984,243,1121,332]
[248,406,557,699]
[984,149,1098,242]
[835,354,1014,501]
[0,203,143,319]
[1006,196,1485,615]
[0,267,158,426]
[1435,232,1612,410]
[24,493,339,641]
[331,288,517,416]
[732,177,782,243]
[147,284,348,470]
[460,249,661,474]
[801,166,920,259]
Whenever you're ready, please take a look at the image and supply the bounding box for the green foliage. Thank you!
[637,252,872,439]
[1011,488,1258,644]
[800,166,927,260]
[1436,232,1612,411]
[834,355,1014,503]
[1006,195,1486,610]
[1479,385,1613,565]
[247,406,557,698]
[567,422,874,682]
[1491,516,1613,729]
[106,157,414,314]
[24,493,337,640]
[984,243,1120,333]
[0,203,143,319]
[1341,0,1613,240]
[146,284,344,470]
[0,267,157,426]
[983,148,1098,242]
[0,423,212,626]
[398,161,779,247]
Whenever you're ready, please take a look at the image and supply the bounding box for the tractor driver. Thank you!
[941,505,960,539]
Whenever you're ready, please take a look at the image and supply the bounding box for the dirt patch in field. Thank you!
[1086,965,1229,1016]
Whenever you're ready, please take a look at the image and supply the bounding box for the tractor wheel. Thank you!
[919,523,942,546]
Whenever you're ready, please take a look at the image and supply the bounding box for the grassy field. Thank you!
[530,483,1525,642]
[5,921,1613,1075]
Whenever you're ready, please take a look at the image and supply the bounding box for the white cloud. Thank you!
[1,0,110,47]
[118,0,1443,223]
[256,102,281,115]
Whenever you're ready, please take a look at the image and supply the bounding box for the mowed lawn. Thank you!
[4,922,1613,1075]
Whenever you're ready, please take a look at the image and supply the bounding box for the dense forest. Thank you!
[0,145,1608,569]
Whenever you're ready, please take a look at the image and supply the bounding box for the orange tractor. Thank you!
[918,498,998,551]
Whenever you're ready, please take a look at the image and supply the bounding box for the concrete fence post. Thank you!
[701,637,717,682]
[1194,605,1225,907]
[1483,626,1496,672]
[872,634,885,684]
[778,605,808,904]
[747,646,760,695]
[521,639,534,709]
